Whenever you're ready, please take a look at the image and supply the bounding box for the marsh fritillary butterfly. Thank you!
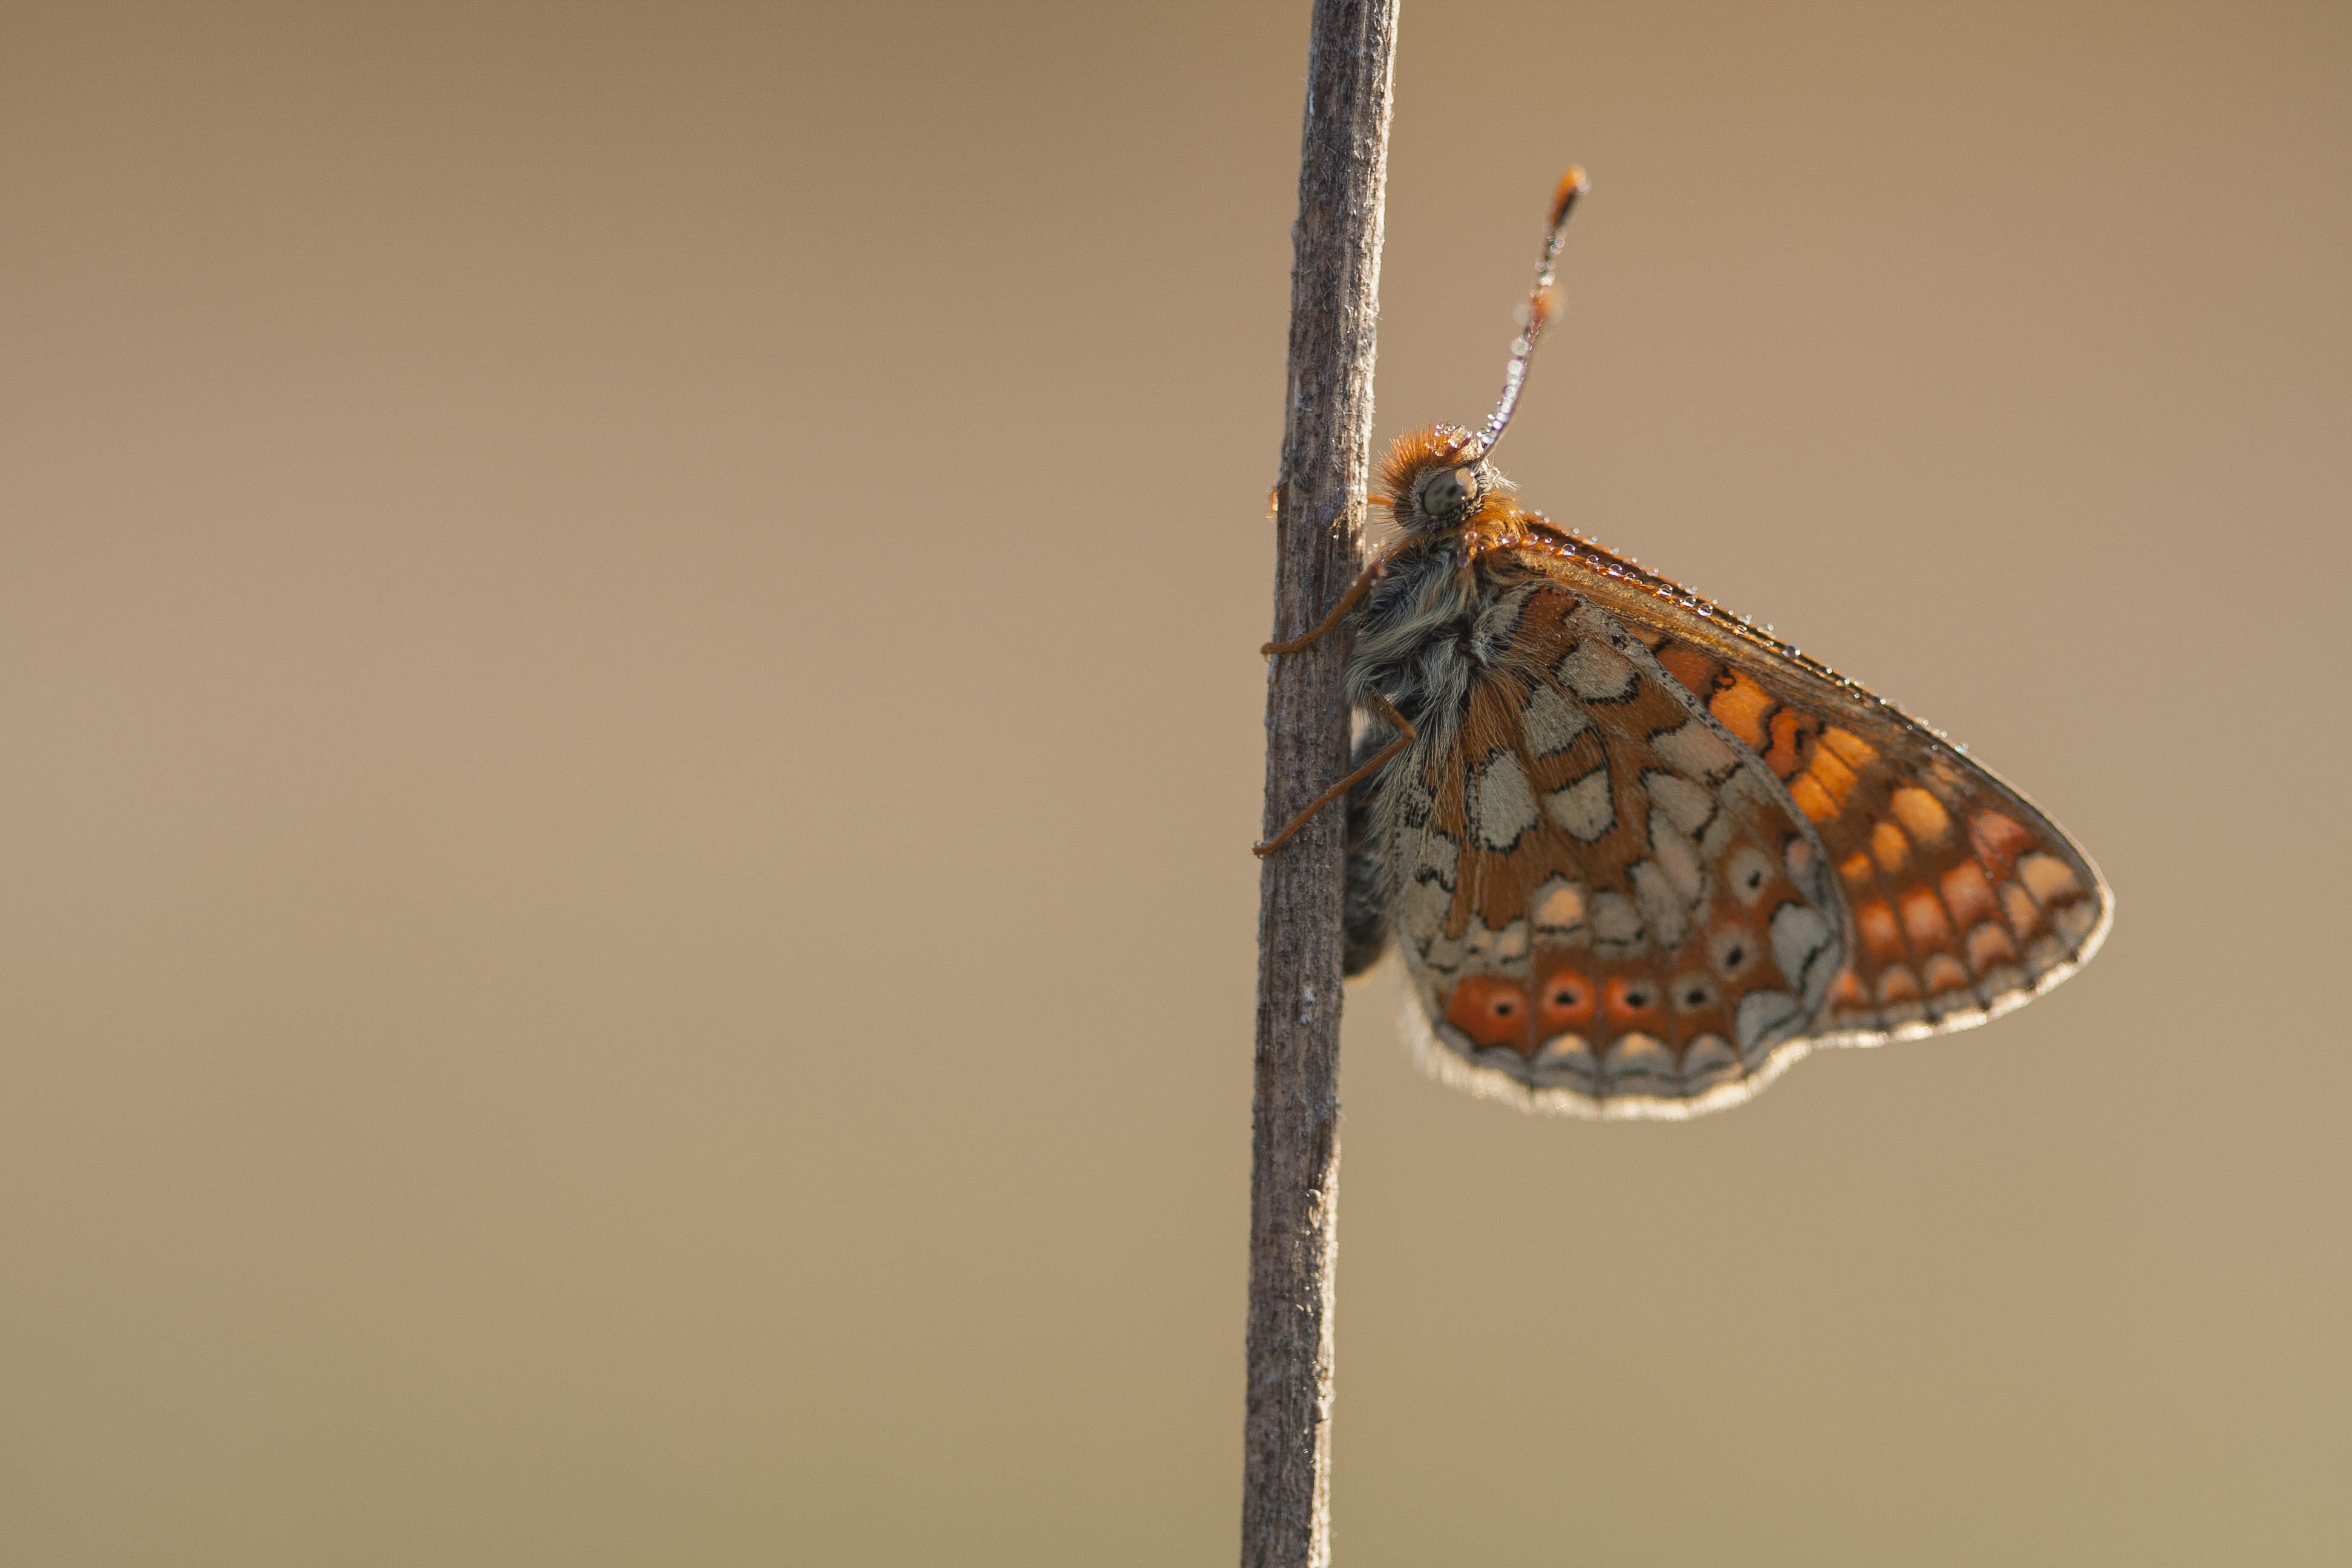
[1261,170,2111,1119]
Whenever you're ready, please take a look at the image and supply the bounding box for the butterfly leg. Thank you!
[1261,566,1376,655]
[1259,534,1409,655]
[1253,691,1416,857]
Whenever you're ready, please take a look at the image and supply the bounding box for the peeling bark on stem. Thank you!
[1244,3,1397,1566]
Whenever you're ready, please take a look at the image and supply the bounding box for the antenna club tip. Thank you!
[1549,166,1589,229]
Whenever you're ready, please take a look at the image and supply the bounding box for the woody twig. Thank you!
[1244,2,1398,1565]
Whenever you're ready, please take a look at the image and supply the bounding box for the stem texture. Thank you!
[1243,3,1398,1564]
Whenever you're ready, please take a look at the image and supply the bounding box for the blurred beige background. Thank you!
[3,2,2347,1563]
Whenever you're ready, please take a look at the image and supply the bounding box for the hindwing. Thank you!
[1379,585,1852,1117]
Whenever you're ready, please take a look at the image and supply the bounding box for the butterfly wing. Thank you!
[1522,534,2113,1047]
[1375,582,1855,1118]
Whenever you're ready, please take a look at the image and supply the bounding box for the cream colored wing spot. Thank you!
[1854,899,1902,962]
[1877,970,1926,1027]
[1555,638,1637,701]
[2051,900,2099,944]
[1900,889,1954,949]
[1941,861,1998,926]
[2024,932,2069,975]
[1966,921,2018,969]
[1653,719,1739,781]
[1782,835,1817,880]
[1547,766,1616,842]
[1769,901,1840,1000]
[1589,889,1644,954]
[1521,681,1590,757]
[1648,815,1704,900]
[1736,988,1800,1053]
[1681,1032,1739,1086]
[1629,860,1689,949]
[1645,771,1714,837]
[1602,1032,1675,1086]
[1416,929,1466,979]
[1723,846,1774,907]
[1395,823,1459,943]
[1922,952,1972,996]
[1975,959,2027,997]
[1532,877,1587,937]
[1536,1032,1595,1072]
[1459,915,1532,970]
[1471,749,1541,851]
[2016,851,2082,904]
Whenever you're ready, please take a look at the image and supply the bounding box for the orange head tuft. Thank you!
[1376,423,1522,535]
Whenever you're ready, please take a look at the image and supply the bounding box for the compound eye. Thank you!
[1417,465,1480,521]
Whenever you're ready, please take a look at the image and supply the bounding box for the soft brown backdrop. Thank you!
[3,2,2346,1563]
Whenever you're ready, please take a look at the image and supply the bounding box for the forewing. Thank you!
[1521,536,2112,1044]
[1383,585,1852,1118]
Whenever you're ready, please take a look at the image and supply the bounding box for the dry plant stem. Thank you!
[1245,2,1399,1566]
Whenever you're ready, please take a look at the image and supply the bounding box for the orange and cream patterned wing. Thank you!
[1524,538,2113,1044]
[1384,584,1854,1118]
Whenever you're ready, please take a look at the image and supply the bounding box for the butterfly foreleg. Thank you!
[1253,690,1416,858]
[1259,534,1413,656]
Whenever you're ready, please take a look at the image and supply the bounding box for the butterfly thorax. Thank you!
[1347,534,1529,742]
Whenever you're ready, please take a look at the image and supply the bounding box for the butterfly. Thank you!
[1259,169,2111,1119]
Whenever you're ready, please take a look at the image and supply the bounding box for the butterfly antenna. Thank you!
[1470,166,1588,460]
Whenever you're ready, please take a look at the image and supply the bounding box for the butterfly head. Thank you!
[1377,423,1508,534]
